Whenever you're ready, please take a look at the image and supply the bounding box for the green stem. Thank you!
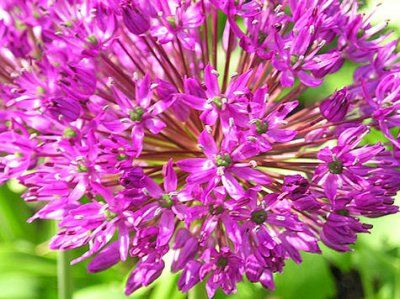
[57,250,73,299]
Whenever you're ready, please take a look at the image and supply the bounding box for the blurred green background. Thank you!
[1,1,400,299]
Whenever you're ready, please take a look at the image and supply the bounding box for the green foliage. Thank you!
[274,254,336,299]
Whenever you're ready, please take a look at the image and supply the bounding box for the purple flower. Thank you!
[121,1,151,35]
[178,65,252,132]
[120,167,146,189]
[178,129,270,199]
[88,241,121,273]
[321,213,371,252]
[190,186,243,250]
[199,247,244,298]
[1,0,400,297]
[48,97,82,122]
[313,126,384,200]
[178,260,202,292]
[272,25,327,87]
[172,228,199,272]
[101,75,172,156]
[125,255,165,295]
[0,121,36,183]
[320,88,351,122]
[247,88,298,151]
[150,0,204,50]
[362,72,400,148]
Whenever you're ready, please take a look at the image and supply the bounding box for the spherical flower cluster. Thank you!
[1,0,400,297]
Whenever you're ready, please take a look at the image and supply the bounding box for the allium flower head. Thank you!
[1,0,400,297]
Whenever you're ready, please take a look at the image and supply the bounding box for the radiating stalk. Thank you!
[58,250,73,299]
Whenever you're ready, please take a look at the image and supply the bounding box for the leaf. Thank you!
[274,253,336,299]
[149,272,185,299]
[0,185,35,242]
[73,283,128,299]
[359,128,390,146]
[0,273,40,299]
[0,244,56,277]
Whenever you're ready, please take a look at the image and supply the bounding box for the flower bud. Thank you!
[48,97,82,122]
[125,256,164,295]
[283,175,309,200]
[87,242,120,273]
[120,167,145,189]
[122,2,150,35]
[320,88,350,122]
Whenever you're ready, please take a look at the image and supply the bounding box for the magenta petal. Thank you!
[102,119,129,132]
[245,255,263,282]
[177,31,197,51]
[157,210,175,246]
[68,180,86,201]
[172,237,198,272]
[267,129,297,143]
[200,109,219,126]
[222,172,245,198]
[136,74,152,108]
[184,78,206,97]
[182,3,204,28]
[112,87,134,112]
[178,94,206,110]
[317,147,334,162]
[348,144,384,164]
[118,224,130,261]
[297,70,323,87]
[125,257,164,295]
[163,159,177,192]
[226,70,252,97]
[131,203,159,226]
[201,217,218,241]
[260,270,275,290]
[320,89,350,122]
[122,4,150,35]
[231,142,259,161]
[222,215,242,248]
[101,108,129,132]
[206,280,218,299]
[204,64,220,96]
[251,87,268,116]
[231,166,271,185]
[48,97,81,122]
[187,168,217,184]
[178,261,201,292]
[281,70,295,87]
[324,174,338,200]
[337,126,368,149]
[152,98,174,115]
[199,130,218,156]
[144,117,166,134]
[143,177,163,198]
[87,241,121,273]
[131,125,144,157]
[177,158,213,172]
